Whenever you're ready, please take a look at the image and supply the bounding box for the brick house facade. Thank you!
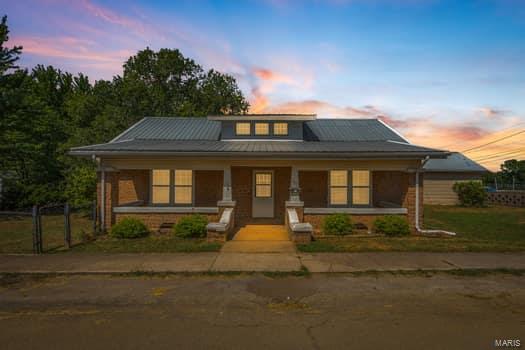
[74,115,448,242]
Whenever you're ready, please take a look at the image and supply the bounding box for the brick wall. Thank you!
[118,170,149,205]
[373,171,407,206]
[194,170,223,207]
[299,171,328,207]
[231,166,291,226]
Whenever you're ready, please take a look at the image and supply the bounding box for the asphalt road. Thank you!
[1,273,524,349]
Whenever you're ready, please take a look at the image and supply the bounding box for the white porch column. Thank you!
[222,165,232,201]
[218,165,235,207]
[289,166,301,202]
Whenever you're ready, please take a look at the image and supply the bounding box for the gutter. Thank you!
[69,150,449,159]
[414,161,456,236]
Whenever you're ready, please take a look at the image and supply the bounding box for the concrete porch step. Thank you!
[220,241,297,253]
[233,225,289,241]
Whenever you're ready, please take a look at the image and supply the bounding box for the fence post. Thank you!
[64,203,71,249]
[37,207,43,253]
[32,205,39,254]
[92,199,98,234]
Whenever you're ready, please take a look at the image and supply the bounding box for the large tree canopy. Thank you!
[0,16,249,209]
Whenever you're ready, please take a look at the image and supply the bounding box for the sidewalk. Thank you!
[1,252,524,273]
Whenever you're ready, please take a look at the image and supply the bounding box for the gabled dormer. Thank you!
[207,114,317,141]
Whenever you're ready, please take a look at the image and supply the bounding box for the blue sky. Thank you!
[4,0,525,169]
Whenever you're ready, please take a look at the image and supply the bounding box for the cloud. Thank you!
[478,107,507,119]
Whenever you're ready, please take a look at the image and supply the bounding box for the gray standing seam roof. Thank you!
[424,152,488,172]
[71,116,448,158]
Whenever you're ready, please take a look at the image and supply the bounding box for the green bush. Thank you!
[373,216,410,236]
[453,181,487,207]
[110,218,149,239]
[322,213,353,236]
[173,215,208,238]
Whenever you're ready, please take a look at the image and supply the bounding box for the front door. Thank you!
[252,170,274,218]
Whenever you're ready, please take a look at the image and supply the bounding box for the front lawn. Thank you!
[297,206,525,253]
[0,214,221,253]
[68,235,221,253]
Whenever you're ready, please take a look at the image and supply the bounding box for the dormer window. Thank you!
[235,122,251,136]
[273,123,288,136]
[255,123,269,135]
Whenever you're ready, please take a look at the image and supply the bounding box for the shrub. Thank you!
[373,216,410,236]
[322,213,353,236]
[110,218,149,239]
[173,215,208,238]
[453,181,487,207]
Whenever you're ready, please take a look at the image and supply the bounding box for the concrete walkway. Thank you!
[1,252,524,273]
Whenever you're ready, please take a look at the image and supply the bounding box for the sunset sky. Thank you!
[4,0,525,170]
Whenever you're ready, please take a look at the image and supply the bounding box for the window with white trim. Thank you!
[329,170,348,205]
[151,169,193,205]
[352,170,370,205]
[273,122,288,135]
[255,172,272,198]
[152,169,170,204]
[174,170,193,204]
[235,122,251,136]
[255,122,269,135]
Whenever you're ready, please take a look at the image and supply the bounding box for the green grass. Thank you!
[297,205,525,253]
[0,213,93,253]
[0,214,221,253]
[68,235,221,253]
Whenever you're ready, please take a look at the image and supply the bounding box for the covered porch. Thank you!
[97,158,422,242]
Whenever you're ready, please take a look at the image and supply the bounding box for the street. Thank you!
[1,272,524,349]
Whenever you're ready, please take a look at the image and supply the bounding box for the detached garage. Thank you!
[423,152,489,205]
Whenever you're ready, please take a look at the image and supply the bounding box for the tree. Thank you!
[0,16,22,74]
[501,159,525,190]
[120,48,248,121]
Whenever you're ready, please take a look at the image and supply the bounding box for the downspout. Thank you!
[100,166,105,233]
[415,157,456,236]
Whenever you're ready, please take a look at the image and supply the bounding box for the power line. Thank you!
[472,148,525,162]
[440,122,525,150]
[475,151,525,163]
[462,129,525,153]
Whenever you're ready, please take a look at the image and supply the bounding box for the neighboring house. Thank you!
[70,115,448,242]
[423,152,489,205]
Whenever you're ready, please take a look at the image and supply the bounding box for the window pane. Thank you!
[175,187,192,204]
[273,123,288,135]
[330,187,347,205]
[330,170,347,187]
[352,188,370,205]
[352,170,370,187]
[256,185,271,198]
[236,122,251,135]
[175,170,192,186]
[152,187,170,204]
[256,173,272,185]
[255,123,269,135]
[152,169,170,186]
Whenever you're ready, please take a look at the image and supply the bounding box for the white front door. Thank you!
[252,170,274,218]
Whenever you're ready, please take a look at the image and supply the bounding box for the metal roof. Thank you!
[304,119,406,142]
[114,117,221,142]
[70,139,446,158]
[72,116,448,159]
[423,152,488,172]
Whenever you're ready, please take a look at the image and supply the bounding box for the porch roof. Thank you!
[70,139,448,159]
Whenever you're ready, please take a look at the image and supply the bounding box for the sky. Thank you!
[3,0,525,171]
